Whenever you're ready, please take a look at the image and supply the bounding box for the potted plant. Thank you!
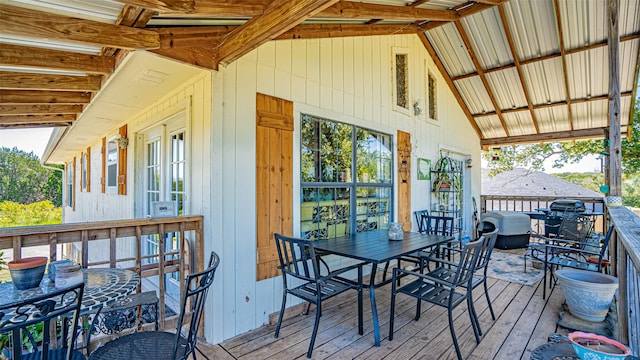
[8,257,47,290]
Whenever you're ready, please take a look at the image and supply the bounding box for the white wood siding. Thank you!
[213,34,482,342]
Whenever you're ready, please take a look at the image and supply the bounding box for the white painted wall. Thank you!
[59,33,482,346]
[212,34,482,342]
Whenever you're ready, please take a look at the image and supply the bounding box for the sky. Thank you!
[1,127,604,173]
[0,128,53,159]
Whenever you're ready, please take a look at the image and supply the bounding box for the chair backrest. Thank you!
[274,233,321,284]
[474,223,499,273]
[425,215,455,236]
[450,238,484,288]
[557,212,593,243]
[0,283,84,360]
[414,210,430,233]
[596,224,615,262]
[173,251,220,360]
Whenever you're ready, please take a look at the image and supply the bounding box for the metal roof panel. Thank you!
[454,76,494,115]
[566,46,608,100]
[502,0,560,61]
[426,23,475,77]
[571,100,608,130]
[503,111,536,136]
[8,0,122,23]
[485,68,527,110]
[535,106,571,133]
[475,114,506,138]
[560,0,607,51]
[461,8,512,69]
[521,57,567,105]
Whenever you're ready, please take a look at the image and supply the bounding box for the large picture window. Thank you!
[300,114,393,240]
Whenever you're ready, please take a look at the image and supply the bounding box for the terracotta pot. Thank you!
[8,257,47,290]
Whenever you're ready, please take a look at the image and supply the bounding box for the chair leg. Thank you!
[307,302,322,358]
[448,307,463,360]
[483,280,496,320]
[304,302,312,315]
[543,261,547,299]
[275,291,287,338]
[415,298,422,321]
[389,279,397,341]
[382,261,390,282]
[467,295,481,342]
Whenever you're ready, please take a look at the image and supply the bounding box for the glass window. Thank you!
[301,114,393,240]
[428,71,437,120]
[67,161,74,207]
[107,139,118,188]
[81,152,87,191]
[395,53,409,110]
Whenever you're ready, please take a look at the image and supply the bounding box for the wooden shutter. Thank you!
[256,93,293,281]
[86,146,91,192]
[118,125,127,195]
[101,137,106,193]
[397,131,411,231]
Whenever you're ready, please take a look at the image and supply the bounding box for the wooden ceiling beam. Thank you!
[0,122,71,129]
[218,0,339,66]
[317,2,455,21]
[0,104,84,115]
[418,33,482,138]
[111,0,194,12]
[454,20,510,136]
[0,4,159,50]
[451,33,640,81]
[0,90,91,105]
[0,72,102,92]
[151,47,219,69]
[553,0,575,131]
[481,127,609,148]
[102,5,156,56]
[277,23,422,40]
[0,44,114,75]
[0,114,76,126]
[155,26,231,48]
[498,5,540,134]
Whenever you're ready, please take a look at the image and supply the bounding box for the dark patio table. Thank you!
[313,230,453,346]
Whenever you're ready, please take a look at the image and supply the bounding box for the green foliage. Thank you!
[483,102,640,176]
[551,172,640,208]
[0,147,62,206]
[0,200,62,227]
[552,172,604,194]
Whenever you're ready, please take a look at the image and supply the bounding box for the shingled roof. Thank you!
[481,168,603,198]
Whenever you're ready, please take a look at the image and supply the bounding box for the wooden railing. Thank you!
[607,207,640,354]
[481,195,640,351]
[481,195,607,235]
[0,215,204,328]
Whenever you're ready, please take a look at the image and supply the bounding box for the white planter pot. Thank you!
[555,269,618,322]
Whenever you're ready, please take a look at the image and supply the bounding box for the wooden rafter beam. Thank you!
[454,20,510,136]
[316,2,454,21]
[218,0,338,66]
[0,44,114,75]
[0,104,84,115]
[450,33,640,81]
[102,5,156,56]
[0,122,71,129]
[0,90,91,105]
[0,114,76,126]
[481,127,610,148]
[278,23,423,39]
[155,26,231,48]
[111,0,194,12]
[418,33,482,138]
[0,72,102,92]
[498,5,540,134]
[0,4,159,50]
[553,0,575,131]
[151,47,219,69]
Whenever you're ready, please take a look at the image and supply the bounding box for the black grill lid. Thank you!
[549,199,586,212]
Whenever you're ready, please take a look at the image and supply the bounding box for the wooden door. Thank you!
[397,130,411,231]
[256,93,293,281]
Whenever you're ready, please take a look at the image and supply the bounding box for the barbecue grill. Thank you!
[545,199,587,236]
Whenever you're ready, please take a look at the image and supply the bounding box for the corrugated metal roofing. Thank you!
[460,8,512,69]
[9,0,122,23]
[427,23,475,77]
[521,58,567,105]
[455,76,494,114]
[485,68,527,110]
[475,114,506,139]
[502,0,560,61]
[503,111,536,136]
[535,106,571,133]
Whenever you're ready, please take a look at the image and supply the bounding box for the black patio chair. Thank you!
[0,282,86,360]
[543,224,614,299]
[389,238,484,360]
[419,223,499,336]
[88,251,220,360]
[414,209,430,233]
[273,233,363,358]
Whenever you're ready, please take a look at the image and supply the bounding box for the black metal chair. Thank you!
[0,282,86,360]
[420,223,500,336]
[389,238,484,360]
[543,224,614,299]
[88,251,220,360]
[94,291,159,335]
[273,233,363,358]
[414,210,430,233]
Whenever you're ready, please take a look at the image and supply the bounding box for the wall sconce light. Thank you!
[116,135,129,149]
[413,99,423,117]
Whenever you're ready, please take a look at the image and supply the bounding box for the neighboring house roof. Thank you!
[481,168,603,198]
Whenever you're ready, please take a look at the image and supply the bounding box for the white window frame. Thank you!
[392,47,411,115]
[106,137,119,193]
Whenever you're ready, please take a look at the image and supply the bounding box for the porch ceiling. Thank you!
[0,0,638,156]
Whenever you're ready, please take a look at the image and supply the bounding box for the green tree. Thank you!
[483,102,640,176]
[0,147,62,206]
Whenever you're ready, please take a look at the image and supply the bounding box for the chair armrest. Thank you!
[320,262,366,282]
[392,267,455,288]
[544,244,600,257]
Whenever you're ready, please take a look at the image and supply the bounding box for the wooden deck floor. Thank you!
[198,250,567,360]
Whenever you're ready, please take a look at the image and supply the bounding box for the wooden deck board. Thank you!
[202,250,571,360]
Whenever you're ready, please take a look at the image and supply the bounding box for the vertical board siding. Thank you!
[218,34,482,340]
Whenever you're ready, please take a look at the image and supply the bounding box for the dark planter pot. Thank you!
[8,257,47,290]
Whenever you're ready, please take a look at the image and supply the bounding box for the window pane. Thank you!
[301,115,352,183]
[301,187,350,240]
[356,129,392,183]
[396,54,408,109]
[356,187,390,233]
